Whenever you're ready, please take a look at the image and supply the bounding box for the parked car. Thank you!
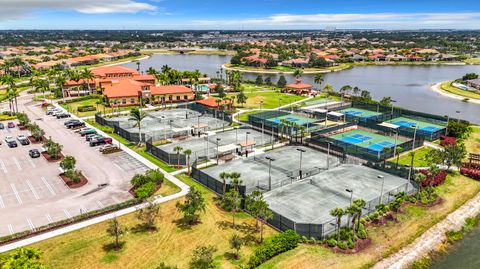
[5,136,17,148]
[86,134,102,141]
[0,123,4,129]
[29,149,41,158]
[90,137,112,147]
[46,108,56,115]
[56,113,71,119]
[64,119,80,126]
[17,134,30,145]
[50,110,63,116]
[80,128,96,136]
[66,121,85,129]
[7,122,15,128]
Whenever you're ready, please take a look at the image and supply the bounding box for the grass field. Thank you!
[241,83,279,93]
[228,91,306,109]
[394,146,433,167]
[465,58,480,64]
[440,81,480,100]
[30,173,275,269]
[61,98,138,117]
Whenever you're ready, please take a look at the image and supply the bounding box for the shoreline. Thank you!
[221,64,345,74]
[430,82,480,105]
[373,185,480,269]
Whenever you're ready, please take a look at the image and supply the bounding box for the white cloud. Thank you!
[193,12,480,29]
[0,0,157,21]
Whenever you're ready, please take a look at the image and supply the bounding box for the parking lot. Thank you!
[0,96,149,237]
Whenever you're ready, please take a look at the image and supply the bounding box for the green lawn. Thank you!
[394,146,433,167]
[241,83,279,93]
[440,81,480,100]
[228,91,306,109]
[61,98,138,117]
[465,58,480,64]
[28,172,275,269]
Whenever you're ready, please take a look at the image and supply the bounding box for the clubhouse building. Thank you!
[62,66,194,106]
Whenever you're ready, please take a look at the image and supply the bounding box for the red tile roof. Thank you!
[196,97,232,108]
[103,79,148,98]
[91,65,140,77]
[285,80,313,90]
[150,85,193,95]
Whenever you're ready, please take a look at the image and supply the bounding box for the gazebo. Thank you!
[284,79,313,95]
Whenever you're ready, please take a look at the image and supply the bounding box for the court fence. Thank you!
[191,161,247,197]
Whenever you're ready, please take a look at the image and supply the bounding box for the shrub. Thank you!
[337,241,348,250]
[77,105,96,112]
[135,182,156,199]
[326,238,337,247]
[246,230,300,269]
[309,237,316,244]
[301,236,308,243]
[347,239,355,249]
[446,230,463,242]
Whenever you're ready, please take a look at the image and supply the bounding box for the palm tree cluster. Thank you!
[0,57,31,77]
[148,65,206,85]
[328,198,367,249]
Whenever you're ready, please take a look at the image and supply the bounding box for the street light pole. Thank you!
[297,148,306,178]
[444,115,450,136]
[216,138,221,164]
[246,131,250,152]
[266,156,275,190]
[346,188,353,227]
[327,142,331,170]
[378,175,385,204]
[407,124,418,182]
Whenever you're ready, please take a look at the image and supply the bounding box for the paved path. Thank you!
[373,189,480,269]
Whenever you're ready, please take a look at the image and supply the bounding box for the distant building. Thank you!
[466,78,480,90]
[284,79,313,95]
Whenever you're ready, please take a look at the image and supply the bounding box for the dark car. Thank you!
[7,122,15,128]
[17,135,30,145]
[90,137,112,147]
[0,123,4,129]
[66,121,85,129]
[56,113,71,119]
[29,149,41,158]
[64,119,80,126]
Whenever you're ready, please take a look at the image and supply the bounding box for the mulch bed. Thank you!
[333,238,372,254]
[60,172,88,188]
[41,151,64,162]
[415,197,444,208]
[28,136,45,144]
[18,125,27,130]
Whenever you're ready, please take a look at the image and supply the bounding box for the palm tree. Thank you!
[34,79,50,101]
[0,74,16,112]
[293,68,303,79]
[146,67,157,76]
[173,146,183,168]
[395,146,404,168]
[330,207,344,242]
[161,65,171,74]
[340,85,352,97]
[347,204,360,238]
[219,172,230,197]
[314,74,324,89]
[352,86,361,96]
[229,172,242,192]
[128,107,147,144]
[80,69,95,94]
[184,149,192,174]
[353,199,366,233]
[136,61,140,72]
[323,84,333,95]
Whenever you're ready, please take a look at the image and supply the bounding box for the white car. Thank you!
[5,136,15,143]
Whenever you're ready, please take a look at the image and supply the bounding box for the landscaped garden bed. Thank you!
[60,172,88,188]
[28,135,45,144]
[41,151,64,162]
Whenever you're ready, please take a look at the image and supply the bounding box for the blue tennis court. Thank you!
[367,141,396,152]
[420,126,441,132]
[388,117,445,135]
[339,133,372,144]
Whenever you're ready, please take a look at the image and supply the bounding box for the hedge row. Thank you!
[246,230,300,269]
[58,94,101,104]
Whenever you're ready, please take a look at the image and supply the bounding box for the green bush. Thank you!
[246,230,300,269]
[134,182,156,199]
[326,238,337,247]
[411,257,431,269]
[337,241,348,250]
[309,237,316,244]
[347,239,355,249]
[77,105,96,112]
[301,236,308,243]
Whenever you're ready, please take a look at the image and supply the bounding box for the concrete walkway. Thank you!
[0,98,190,253]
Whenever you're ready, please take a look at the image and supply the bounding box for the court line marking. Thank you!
[26,179,40,200]
[41,177,56,195]
[63,209,72,219]
[12,157,21,171]
[0,194,5,208]
[7,224,14,235]
[10,183,22,205]
[45,214,53,224]
[0,159,7,173]
[26,218,35,231]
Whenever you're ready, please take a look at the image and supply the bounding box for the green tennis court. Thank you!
[330,129,401,152]
[387,117,445,134]
[339,107,382,119]
[267,114,318,126]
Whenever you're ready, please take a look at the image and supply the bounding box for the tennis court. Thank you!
[330,129,400,153]
[387,117,445,134]
[264,164,415,227]
[267,114,319,126]
[200,145,342,193]
[339,107,382,119]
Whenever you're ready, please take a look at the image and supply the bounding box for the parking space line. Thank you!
[26,218,35,231]
[80,205,88,214]
[12,157,21,171]
[45,214,53,224]
[63,209,72,219]
[26,180,40,200]
[0,194,5,208]
[7,224,14,235]
[113,163,123,171]
[10,183,23,205]
[112,195,120,204]
[41,177,56,195]
[96,200,104,209]
[0,159,7,174]
[26,155,36,168]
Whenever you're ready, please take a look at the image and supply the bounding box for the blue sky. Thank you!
[1,0,479,30]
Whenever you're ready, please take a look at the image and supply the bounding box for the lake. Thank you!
[123,54,480,124]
